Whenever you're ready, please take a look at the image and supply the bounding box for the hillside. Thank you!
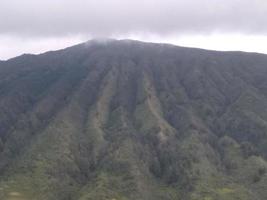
[0,39,267,200]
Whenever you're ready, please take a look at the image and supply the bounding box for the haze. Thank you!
[1,0,267,60]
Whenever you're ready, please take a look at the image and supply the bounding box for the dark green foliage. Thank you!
[0,39,267,199]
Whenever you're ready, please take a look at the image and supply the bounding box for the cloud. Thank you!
[1,0,267,37]
[1,0,267,60]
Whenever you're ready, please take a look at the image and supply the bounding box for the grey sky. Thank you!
[1,0,267,59]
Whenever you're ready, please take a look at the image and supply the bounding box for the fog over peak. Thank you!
[1,0,267,59]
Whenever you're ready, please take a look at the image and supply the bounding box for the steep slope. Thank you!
[0,39,267,200]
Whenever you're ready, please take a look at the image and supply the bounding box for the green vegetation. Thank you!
[0,39,267,199]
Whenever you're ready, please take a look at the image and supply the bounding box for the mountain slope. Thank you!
[0,39,267,200]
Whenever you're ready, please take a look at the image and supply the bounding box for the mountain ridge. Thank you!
[0,39,267,200]
[3,38,267,62]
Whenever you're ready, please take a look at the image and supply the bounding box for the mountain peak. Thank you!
[0,40,267,200]
[83,38,118,47]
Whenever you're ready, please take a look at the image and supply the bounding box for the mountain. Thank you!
[0,39,267,200]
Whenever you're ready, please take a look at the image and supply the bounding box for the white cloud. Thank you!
[1,0,267,36]
[1,0,267,59]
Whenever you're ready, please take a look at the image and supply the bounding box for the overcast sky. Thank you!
[1,0,267,60]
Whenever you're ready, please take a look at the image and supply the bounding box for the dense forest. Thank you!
[0,39,267,200]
